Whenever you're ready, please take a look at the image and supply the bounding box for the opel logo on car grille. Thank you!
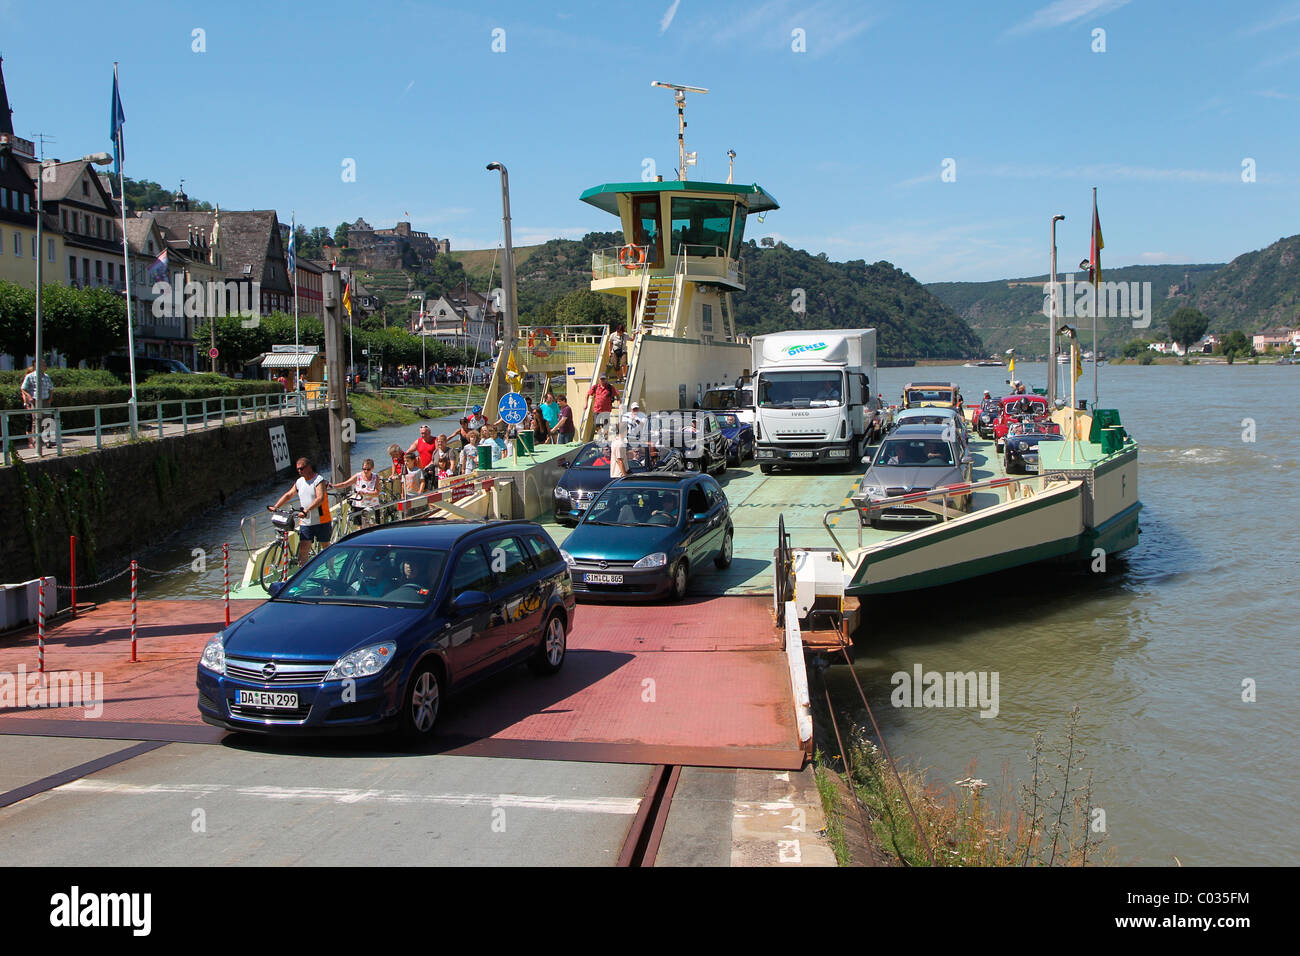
[599,560,608,570]
[262,662,277,680]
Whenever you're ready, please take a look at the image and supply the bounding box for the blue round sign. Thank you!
[498,391,527,425]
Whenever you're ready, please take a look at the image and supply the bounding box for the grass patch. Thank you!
[813,752,851,866]
[347,393,423,432]
[841,706,1112,866]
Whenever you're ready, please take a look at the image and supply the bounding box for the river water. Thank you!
[105,363,1296,865]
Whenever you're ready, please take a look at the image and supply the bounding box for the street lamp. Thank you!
[1048,214,1065,411]
[34,151,113,457]
[410,292,427,385]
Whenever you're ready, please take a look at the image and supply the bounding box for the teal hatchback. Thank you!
[560,473,733,601]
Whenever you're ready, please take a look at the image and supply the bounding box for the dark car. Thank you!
[975,398,1002,439]
[552,440,654,526]
[104,354,193,380]
[711,411,754,463]
[561,472,733,602]
[650,409,729,475]
[1004,420,1064,474]
[196,519,574,740]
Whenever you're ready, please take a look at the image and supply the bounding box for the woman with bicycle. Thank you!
[331,458,384,528]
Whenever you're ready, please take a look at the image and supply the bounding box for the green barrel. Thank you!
[477,445,493,471]
[517,430,535,455]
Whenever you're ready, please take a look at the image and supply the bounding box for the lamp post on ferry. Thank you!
[1048,214,1065,412]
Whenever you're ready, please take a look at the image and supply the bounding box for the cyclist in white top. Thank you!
[270,458,332,565]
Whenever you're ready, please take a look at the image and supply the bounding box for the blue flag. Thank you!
[149,248,169,284]
[110,66,126,177]
[286,216,297,280]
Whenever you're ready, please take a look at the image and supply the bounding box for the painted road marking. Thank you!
[55,779,642,815]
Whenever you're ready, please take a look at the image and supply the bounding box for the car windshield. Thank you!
[584,487,681,526]
[758,371,843,408]
[701,391,736,410]
[279,546,448,606]
[898,412,954,427]
[905,388,955,404]
[714,413,741,427]
[875,439,956,467]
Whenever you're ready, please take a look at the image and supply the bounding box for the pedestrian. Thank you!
[609,324,627,379]
[402,451,427,512]
[609,426,629,479]
[555,394,575,443]
[468,405,488,431]
[590,373,617,428]
[481,424,508,463]
[268,458,332,566]
[452,416,475,449]
[460,429,481,473]
[406,424,438,471]
[331,458,381,527]
[19,362,54,449]
[539,391,561,441]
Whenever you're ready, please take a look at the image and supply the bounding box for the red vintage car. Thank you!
[993,395,1050,451]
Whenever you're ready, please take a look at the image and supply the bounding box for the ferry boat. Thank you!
[234,83,1141,649]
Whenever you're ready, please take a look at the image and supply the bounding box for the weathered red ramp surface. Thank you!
[0,597,802,770]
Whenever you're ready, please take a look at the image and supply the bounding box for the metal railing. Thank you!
[820,472,1064,566]
[592,243,744,287]
[1,390,324,466]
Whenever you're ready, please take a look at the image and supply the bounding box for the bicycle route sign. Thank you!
[497,392,528,426]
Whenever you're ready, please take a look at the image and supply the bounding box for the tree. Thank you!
[1167,307,1209,354]
[1121,338,1151,358]
[334,222,351,249]
[0,281,36,363]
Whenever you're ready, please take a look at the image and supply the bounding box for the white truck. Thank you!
[751,329,884,472]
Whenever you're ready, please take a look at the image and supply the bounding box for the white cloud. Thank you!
[661,0,681,33]
[1242,2,1300,35]
[1006,0,1131,37]
[403,80,415,94]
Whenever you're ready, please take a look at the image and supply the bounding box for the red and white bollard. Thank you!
[130,559,138,663]
[223,543,231,626]
[37,576,46,673]
[70,534,78,619]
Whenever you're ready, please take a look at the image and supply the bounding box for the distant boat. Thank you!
[964,360,1005,367]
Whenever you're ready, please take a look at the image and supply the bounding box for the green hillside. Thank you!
[927,263,1225,357]
[451,235,983,359]
[1184,234,1300,332]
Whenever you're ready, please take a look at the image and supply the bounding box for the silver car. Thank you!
[855,424,974,527]
[889,406,969,450]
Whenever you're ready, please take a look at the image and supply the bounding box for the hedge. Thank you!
[1,372,291,430]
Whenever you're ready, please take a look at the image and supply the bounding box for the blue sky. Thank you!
[3,0,1299,282]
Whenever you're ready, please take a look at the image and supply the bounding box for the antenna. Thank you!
[651,81,708,181]
[33,132,56,161]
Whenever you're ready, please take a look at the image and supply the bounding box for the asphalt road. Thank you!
[0,735,651,866]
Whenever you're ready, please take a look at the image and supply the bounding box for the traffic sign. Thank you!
[498,391,528,425]
[566,365,576,376]
[208,347,219,359]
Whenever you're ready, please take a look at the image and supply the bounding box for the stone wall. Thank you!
[0,410,330,587]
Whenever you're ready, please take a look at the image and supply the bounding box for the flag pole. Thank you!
[114,62,138,440]
[291,212,300,391]
[1092,186,1099,410]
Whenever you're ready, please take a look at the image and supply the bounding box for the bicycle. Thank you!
[256,507,330,592]
[336,487,395,535]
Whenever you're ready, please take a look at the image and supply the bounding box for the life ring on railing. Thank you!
[618,244,646,270]
[528,327,559,356]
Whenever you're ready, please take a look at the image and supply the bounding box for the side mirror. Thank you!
[558,459,570,468]
[691,512,709,523]
[268,582,285,598]
[452,590,490,613]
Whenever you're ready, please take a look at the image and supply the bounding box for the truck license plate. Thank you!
[789,451,815,459]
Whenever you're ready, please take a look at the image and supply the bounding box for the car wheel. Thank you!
[669,560,689,602]
[760,463,774,475]
[529,613,567,675]
[401,663,441,741]
[715,530,733,569]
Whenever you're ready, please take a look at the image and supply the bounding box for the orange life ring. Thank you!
[528,327,559,356]
[618,244,646,270]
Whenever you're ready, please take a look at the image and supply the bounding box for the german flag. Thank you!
[342,280,353,318]
[1090,195,1103,285]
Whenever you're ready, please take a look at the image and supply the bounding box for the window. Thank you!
[107,262,115,284]
[1,187,8,208]
[48,238,55,262]
[701,303,713,343]
[95,260,103,282]
[632,194,663,268]
[69,256,76,280]
[82,179,89,196]
[0,226,4,253]
[451,545,494,594]
[524,535,560,568]
[31,235,37,258]
[82,258,90,282]
[484,536,532,586]
[687,485,710,515]
[61,211,67,231]
[13,232,21,256]
[23,193,31,213]
[669,197,734,256]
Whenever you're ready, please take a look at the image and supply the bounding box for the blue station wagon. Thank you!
[197,519,574,740]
